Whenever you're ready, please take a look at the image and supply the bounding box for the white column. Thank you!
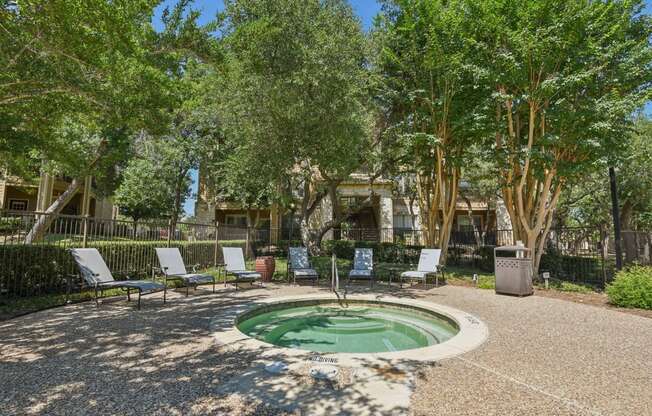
[380,196,393,242]
[36,172,53,212]
[0,182,5,210]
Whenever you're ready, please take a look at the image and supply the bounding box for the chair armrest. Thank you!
[191,264,200,273]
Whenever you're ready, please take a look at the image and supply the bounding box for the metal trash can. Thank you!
[494,245,533,296]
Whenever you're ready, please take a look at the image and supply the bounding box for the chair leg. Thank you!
[186,284,190,297]
[163,282,167,303]
[94,285,99,307]
[127,288,131,302]
[213,278,216,293]
[137,291,141,310]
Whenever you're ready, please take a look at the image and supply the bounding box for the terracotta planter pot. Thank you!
[255,256,276,282]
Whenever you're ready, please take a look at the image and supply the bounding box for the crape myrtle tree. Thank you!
[474,0,652,273]
[210,0,375,254]
[374,0,490,260]
[0,0,214,242]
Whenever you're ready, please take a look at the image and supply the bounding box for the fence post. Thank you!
[82,215,89,248]
[600,226,607,288]
[166,218,172,248]
[245,226,250,260]
[213,220,219,267]
[609,167,623,270]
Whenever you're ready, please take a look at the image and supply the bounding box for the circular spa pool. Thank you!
[236,300,460,354]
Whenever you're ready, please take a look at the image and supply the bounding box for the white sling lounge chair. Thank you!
[347,248,375,287]
[288,247,319,286]
[400,248,445,288]
[222,247,262,290]
[71,248,165,310]
[155,248,216,299]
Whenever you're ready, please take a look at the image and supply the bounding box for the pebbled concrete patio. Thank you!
[1,284,650,415]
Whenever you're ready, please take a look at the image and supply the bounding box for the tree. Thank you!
[477,0,652,273]
[374,0,490,259]
[556,116,652,231]
[0,0,215,242]
[113,157,181,224]
[207,0,373,253]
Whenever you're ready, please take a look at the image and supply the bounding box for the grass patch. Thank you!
[445,266,495,289]
[539,279,594,293]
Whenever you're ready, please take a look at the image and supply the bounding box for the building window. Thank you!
[393,214,416,229]
[8,199,28,211]
[225,214,248,228]
[457,215,482,231]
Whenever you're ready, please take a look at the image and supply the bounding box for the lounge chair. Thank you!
[222,247,262,290]
[70,248,165,310]
[154,248,216,299]
[288,247,319,286]
[400,248,444,288]
[347,248,375,287]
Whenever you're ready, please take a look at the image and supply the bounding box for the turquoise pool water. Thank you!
[237,302,459,353]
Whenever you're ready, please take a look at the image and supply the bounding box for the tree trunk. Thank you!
[300,220,324,255]
[619,199,633,231]
[169,168,188,241]
[298,177,374,256]
[25,179,82,243]
[25,140,107,243]
[415,156,460,261]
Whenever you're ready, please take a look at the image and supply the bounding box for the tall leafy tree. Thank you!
[207,0,373,253]
[374,0,490,259]
[556,116,652,231]
[475,0,652,272]
[0,0,215,241]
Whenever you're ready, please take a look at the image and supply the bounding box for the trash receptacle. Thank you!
[494,245,533,296]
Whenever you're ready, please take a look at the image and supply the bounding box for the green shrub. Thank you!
[321,240,423,263]
[0,217,27,234]
[606,266,652,309]
[0,240,242,297]
[475,246,496,272]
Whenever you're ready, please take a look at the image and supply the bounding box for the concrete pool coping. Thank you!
[210,293,489,367]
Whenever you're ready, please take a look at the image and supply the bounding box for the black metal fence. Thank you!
[2,209,651,311]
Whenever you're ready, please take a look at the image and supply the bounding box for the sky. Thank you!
[151,0,652,216]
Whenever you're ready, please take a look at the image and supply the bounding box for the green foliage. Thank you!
[200,0,371,212]
[475,246,496,272]
[374,0,492,168]
[607,266,652,310]
[0,217,24,233]
[539,250,602,285]
[113,157,183,221]
[545,279,594,294]
[0,240,243,297]
[321,240,423,264]
[556,116,652,229]
[1,0,216,201]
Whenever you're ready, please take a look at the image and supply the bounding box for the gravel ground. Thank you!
[0,284,650,415]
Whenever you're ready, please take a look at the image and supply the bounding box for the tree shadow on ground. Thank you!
[0,284,428,415]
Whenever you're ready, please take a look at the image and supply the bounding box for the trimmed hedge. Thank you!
[606,266,652,309]
[321,240,424,264]
[0,240,246,297]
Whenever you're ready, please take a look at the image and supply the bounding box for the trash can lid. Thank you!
[494,245,531,251]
